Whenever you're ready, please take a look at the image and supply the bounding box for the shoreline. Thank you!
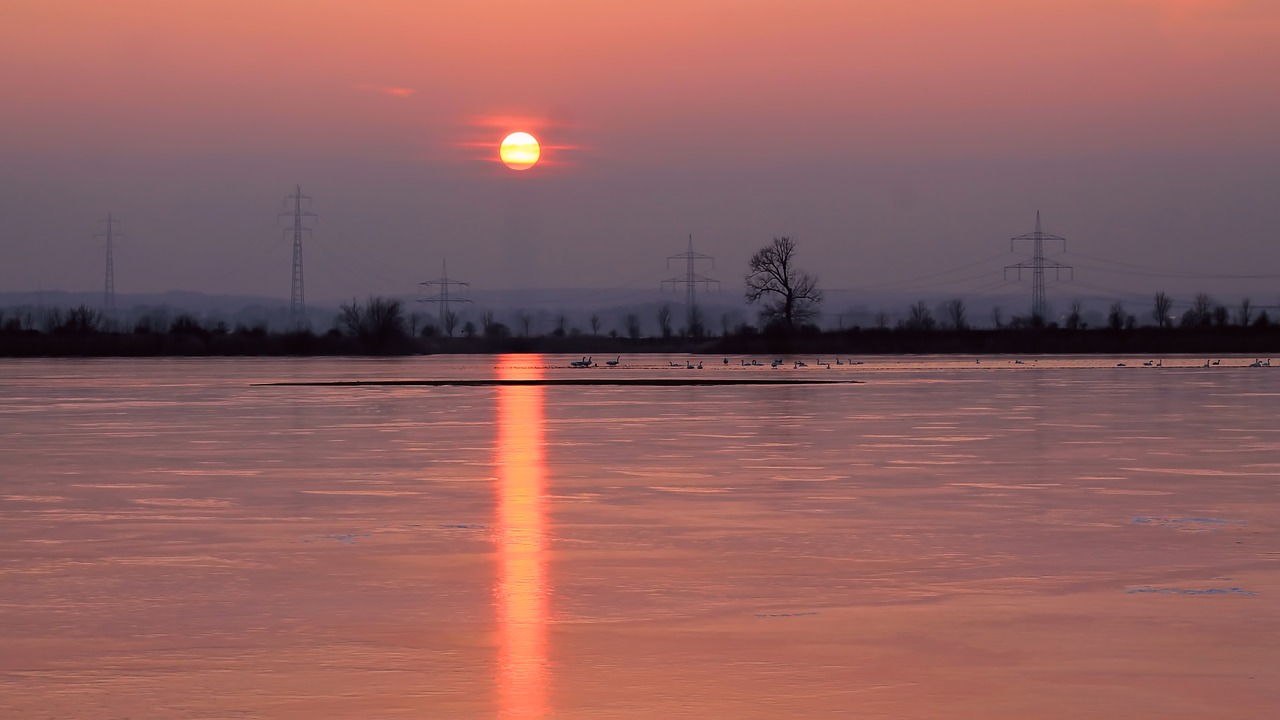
[4,325,1280,358]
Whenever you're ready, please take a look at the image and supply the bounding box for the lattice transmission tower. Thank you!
[662,234,719,336]
[96,214,123,312]
[1004,211,1072,320]
[282,186,316,328]
[419,260,471,336]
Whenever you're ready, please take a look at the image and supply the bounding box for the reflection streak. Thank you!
[496,356,549,718]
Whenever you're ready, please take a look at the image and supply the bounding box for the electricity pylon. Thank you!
[1004,211,1072,320]
[662,234,719,336]
[96,214,123,311]
[419,260,471,336]
[282,186,316,328]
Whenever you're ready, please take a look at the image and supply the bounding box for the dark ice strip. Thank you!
[256,378,862,387]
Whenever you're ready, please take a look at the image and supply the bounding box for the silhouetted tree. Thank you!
[1065,300,1083,330]
[991,306,1004,329]
[443,310,459,337]
[657,304,672,339]
[687,305,706,338]
[339,296,406,347]
[56,305,105,334]
[874,310,890,329]
[1212,305,1230,327]
[462,320,477,338]
[481,309,497,335]
[517,312,533,337]
[1153,291,1173,328]
[1108,301,1127,330]
[625,313,642,340]
[903,301,935,331]
[1183,293,1214,327]
[553,314,568,337]
[169,314,206,336]
[41,308,63,333]
[1238,298,1253,326]
[945,298,968,330]
[744,236,822,330]
[589,313,601,336]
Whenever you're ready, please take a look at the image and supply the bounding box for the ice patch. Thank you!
[755,611,819,618]
[1126,586,1256,597]
[1132,516,1244,529]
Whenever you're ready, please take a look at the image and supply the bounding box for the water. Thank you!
[2,355,1278,718]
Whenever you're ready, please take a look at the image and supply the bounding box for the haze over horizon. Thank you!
[3,1,1278,313]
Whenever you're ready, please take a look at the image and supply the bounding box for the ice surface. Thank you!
[1,354,1277,718]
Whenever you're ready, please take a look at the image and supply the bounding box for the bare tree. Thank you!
[1064,300,1083,330]
[47,304,105,334]
[687,304,705,338]
[443,309,459,337]
[339,296,407,345]
[338,299,363,337]
[1153,291,1172,328]
[518,311,533,337]
[904,301,935,331]
[991,306,1004,329]
[744,236,822,330]
[462,320,477,338]
[1107,301,1127,330]
[1238,298,1253,326]
[1212,305,1229,326]
[1189,293,1214,327]
[945,298,968,330]
[589,313,601,336]
[657,304,672,339]
[553,313,568,337]
[874,310,890,329]
[480,309,496,335]
[625,312,642,340]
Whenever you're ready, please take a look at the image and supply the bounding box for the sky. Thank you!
[2,0,1278,316]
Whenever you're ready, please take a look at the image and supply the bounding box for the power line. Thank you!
[661,234,719,334]
[844,249,1012,292]
[281,185,316,328]
[1062,250,1280,280]
[418,260,471,335]
[95,214,123,312]
[1004,211,1072,319]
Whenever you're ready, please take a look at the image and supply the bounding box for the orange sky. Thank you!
[1,0,1278,306]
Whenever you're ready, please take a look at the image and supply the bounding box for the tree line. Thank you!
[2,236,1276,356]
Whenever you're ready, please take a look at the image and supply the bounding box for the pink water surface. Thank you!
[2,355,1277,718]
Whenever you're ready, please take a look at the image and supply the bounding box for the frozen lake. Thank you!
[2,354,1278,718]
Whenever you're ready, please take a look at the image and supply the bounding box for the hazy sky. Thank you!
[2,0,1278,312]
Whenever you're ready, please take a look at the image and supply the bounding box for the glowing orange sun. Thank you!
[500,132,541,171]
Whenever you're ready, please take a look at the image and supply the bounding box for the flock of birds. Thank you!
[569,356,866,369]
[1113,358,1272,368]
[568,356,1276,369]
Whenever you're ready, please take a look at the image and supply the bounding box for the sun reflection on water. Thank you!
[496,355,549,718]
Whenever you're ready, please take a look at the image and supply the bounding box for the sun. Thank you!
[499,132,540,171]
